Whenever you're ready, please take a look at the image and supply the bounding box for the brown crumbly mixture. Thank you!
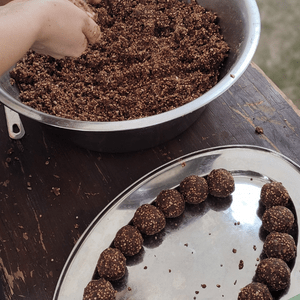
[263,232,297,262]
[179,175,208,204]
[132,204,166,235]
[97,248,126,281]
[238,282,272,300]
[83,278,116,300]
[262,206,294,233]
[155,189,185,218]
[238,260,244,270]
[207,168,235,198]
[255,258,291,291]
[255,126,264,134]
[113,225,144,256]
[10,0,229,122]
[260,182,290,208]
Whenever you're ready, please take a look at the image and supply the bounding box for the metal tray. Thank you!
[53,145,299,300]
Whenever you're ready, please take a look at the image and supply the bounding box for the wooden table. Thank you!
[0,62,299,300]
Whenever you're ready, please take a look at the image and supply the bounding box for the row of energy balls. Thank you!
[82,168,235,300]
[238,182,297,300]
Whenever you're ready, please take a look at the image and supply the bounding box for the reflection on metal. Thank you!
[230,183,261,225]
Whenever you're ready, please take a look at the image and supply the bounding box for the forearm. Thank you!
[0,1,42,76]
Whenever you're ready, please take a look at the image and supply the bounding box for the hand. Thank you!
[31,0,101,58]
[69,0,96,19]
[0,0,101,76]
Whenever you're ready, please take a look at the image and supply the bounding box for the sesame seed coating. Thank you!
[155,189,185,218]
[83,278,116,300]
[260,182,289,208]
[238,282,273,300]
[97,248,126,281]
[206,169,235,198]
[255,258,291,291]
[179,175,208,204]
[263,232,296,262]
[132,204,166,235]
[114,225,144,256]
[262,206,294,233]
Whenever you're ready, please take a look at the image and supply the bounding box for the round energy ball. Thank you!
[132,204,166,235]
[238,282,273,300]
[255,258,291,291]
[155,189,185,218]
[263,232,297,262]
[179,175,208,204]
[83,278,116,300]
[262,206,294,233]
[97,248,126,281]
[206,168,235,198]
[114,225,143,256]
[261,182,289,208]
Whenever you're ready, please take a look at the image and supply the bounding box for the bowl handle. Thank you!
[4,106,25,139]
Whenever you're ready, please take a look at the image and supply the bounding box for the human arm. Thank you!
[0,0,101,77]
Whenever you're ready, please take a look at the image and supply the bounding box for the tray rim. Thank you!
[52,144,300,300]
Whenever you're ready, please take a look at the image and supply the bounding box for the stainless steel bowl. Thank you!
[0,0,260,152]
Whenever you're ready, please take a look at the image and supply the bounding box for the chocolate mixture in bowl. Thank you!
[10,0,229,122]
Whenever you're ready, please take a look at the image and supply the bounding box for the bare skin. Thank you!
[0,0,101,77]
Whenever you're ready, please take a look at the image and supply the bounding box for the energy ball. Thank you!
[207,168,235,198]
[179,175,208,204]
[255,258,291,291]
[155,189,185,218]
[132,204,166,235]
[261,182,289,208]
[114,225,143,256]
[262,206,294,233]
[263,232,297,262]
[83,278,116,300]
[97,248,126,281]
[238,282,273,300]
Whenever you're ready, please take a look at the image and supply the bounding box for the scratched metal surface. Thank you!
[53,145,299,300]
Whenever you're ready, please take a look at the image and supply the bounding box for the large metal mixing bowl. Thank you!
[0,0,260,152]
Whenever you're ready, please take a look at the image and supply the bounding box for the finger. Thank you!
[69,0,96,20]
[82,17,101,45]
[33,47,64,59]
[32,35,88,58]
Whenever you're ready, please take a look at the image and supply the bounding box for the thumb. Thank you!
[83,17,101,45]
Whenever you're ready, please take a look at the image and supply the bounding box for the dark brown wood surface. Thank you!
[0,62,300,300]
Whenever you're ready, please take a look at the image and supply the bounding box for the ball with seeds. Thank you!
[114,225,143,256]
[262,206,294,233]
[263,232,296,262]
[83,278,116,300]
[255,258,291,291]
[132,204,166,235]
[238,282,273,300]
[261,182,289,208]
[207,168,235,198]
[97,248,126,281]
[155,189,185,218]
[179,175,208,204]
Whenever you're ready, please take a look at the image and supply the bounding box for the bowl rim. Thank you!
[0,0,261,132]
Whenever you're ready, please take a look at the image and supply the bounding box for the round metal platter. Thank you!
[53,145,299,300]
